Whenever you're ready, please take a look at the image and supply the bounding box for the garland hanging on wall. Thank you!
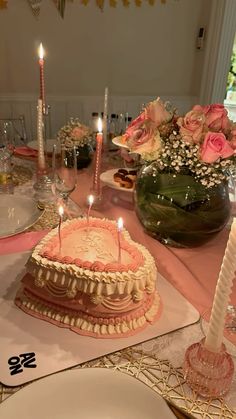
[27,0,176,19]
[0,0,8,9]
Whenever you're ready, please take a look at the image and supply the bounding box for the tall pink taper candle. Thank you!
[117,217,123,264]
[205,218,236,352]
[37,98,46,172]
[38,43,46,110]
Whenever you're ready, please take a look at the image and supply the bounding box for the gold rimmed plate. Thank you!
[0,368,176,419]
[112,136,129,149]
[0,194,44,239]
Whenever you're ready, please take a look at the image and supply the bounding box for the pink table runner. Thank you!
[70,171,234,313]
[0,231,47,255]
[1,169,235,343]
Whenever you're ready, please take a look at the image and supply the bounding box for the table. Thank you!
[0,156,235,419]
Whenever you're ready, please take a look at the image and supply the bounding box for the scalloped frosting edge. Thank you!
[27,217,157,297]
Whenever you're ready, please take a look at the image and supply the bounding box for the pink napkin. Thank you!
[0,230,48,255]
[14,147,38,157]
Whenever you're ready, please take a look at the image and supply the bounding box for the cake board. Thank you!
[0,251,199,386]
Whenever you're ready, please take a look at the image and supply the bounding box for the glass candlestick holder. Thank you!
[183,338,234,398]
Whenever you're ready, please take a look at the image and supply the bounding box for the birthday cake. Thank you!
[15,217,161,338]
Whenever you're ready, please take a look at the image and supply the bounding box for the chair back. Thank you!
[0,116,27,147]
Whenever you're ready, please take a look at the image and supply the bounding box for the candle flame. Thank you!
[88,195,94,206]
[58,205,64,217]
[38,43,44,59]
[117,217,123,231]
[97,117,103,133]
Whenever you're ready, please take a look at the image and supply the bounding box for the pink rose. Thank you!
[229,128,236,149]
[127,122,154,150]
[127,123,162,158]
[200,132,234,163]
[145,97,172,126]
[177,110,205,144]
[71,126,88,139]
[125,112,146,138]
[194,104,230,132]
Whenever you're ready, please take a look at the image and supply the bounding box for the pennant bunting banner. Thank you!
[1,0,175,18]
[53,0,66,18]
[27,0,42,17]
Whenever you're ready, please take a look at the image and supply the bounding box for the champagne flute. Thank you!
[52,145,77,205]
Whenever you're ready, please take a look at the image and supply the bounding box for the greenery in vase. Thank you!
[135,164,230,247]
[121,98,235,246]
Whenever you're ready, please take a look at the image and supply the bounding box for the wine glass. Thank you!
[0,121,15,153]
[52,145,77,205]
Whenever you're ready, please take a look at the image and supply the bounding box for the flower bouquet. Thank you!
[121,98,236,247]
[57,118,93,169]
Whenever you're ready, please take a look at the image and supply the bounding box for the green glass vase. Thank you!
[66,144,93,170]
[135,162,230,248]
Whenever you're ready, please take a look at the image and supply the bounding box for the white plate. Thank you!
[0,195,42,238]
[28,139,59,153]
[100,168,134,193]
[112,136,129,149]
[0,368,176,419]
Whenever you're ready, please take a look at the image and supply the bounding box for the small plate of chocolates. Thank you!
[100,168,137,192]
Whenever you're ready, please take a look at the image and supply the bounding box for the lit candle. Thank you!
[87,194,94,225]
[205,218,236,352]
[58,205,64,253]
[38,43,45,110]
[117,217,123,263]
[37,98,46,172]
[103,87,108,148]
[92,117,103,196]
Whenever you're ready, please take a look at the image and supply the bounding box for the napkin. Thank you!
[0,230,48,255]
[14,146,38,157]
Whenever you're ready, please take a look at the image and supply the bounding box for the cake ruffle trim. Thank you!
[15,290,161,339]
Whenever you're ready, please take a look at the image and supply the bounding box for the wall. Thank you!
[0,0,212,140]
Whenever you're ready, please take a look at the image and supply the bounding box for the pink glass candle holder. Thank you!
[183,338,234,398]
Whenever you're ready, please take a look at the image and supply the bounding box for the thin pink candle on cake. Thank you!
[87,195,94,225]
[117,217,123,263]
[58,205,64,253]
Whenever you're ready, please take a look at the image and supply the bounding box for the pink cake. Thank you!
[15,217,161,338]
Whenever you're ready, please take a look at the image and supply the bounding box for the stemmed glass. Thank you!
[52,145,78,213]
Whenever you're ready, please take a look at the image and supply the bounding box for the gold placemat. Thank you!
[80,348,235,419]
[12,166,32,186]
[30,203,60,231]
[0,348,234,418]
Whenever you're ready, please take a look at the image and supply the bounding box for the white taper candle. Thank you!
[103,87,108,148]
[205,218,236,352]
[37,98,46,171]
